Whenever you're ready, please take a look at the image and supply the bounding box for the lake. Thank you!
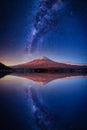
[0,74,87,130]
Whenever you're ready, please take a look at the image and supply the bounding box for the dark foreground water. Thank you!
[0,75,87,130]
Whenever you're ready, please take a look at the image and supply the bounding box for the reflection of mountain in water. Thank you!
[13,73,87,85]
[0,72,12,79]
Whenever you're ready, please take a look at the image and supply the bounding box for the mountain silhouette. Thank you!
[0,63,10,69]
[0,62,13,70]
[0,63,13,79]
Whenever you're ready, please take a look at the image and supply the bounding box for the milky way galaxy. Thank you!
[26,0,67,53]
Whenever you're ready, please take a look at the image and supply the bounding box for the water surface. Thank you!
[0,75,87,130]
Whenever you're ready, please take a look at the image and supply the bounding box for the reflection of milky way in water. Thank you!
[26,0,66,53]
[25,87,67,130]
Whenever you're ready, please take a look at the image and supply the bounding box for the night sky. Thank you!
[0,0,87,65]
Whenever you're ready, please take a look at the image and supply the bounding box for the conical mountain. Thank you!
[13,56,76,69]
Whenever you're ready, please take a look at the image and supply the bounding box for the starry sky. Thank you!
[0,0,87,65]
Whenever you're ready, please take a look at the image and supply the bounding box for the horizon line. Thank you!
[0,56,87,66]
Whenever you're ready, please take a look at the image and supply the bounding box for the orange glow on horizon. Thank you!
[0,58,28,66]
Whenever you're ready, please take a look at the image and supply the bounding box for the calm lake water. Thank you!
[0,75,87,130]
